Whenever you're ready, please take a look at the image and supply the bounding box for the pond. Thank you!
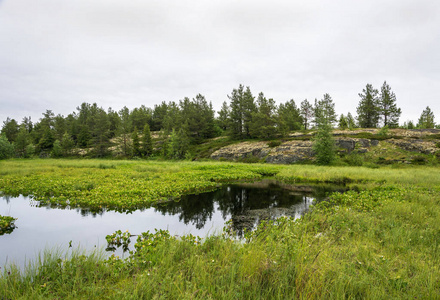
[0,180,341,269]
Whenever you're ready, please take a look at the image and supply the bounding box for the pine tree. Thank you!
[167,125,190,159]
[300,99,314,130]
[313,121,336,165]
[51,140,62,158]
[228,85,245,139]
[159,129,169,158]
[242,86,256,137]
[249,92,278,139]
[21,116,33,133]
[118,106,132,156]
[278,99,302,133]
[38,126,55,153]
[132,127,141,157]
[312,95,336,165]
[53,114,67,141]
[92,108,111,157]
[107,108,121,138]
[0,134,14,159]
[61,132,75,156]
[77,125,91,148]
[152,102,169,131]
[141,124,153,157]
[338,114,348,129]
[403,120,415,129]
[379,81,401,127]
[357,83,380,128]
[1,118,19,142]
[217,101,230,131]
[417,106,435,128]
[313,94,337,127]
[179,94,217,143]
[130,105,152,132]
[346,112,357,129]
[14,126,30,157]
[228,85,256,139]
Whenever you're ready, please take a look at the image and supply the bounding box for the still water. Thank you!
[0,181,337,269]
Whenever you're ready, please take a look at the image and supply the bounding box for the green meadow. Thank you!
[1,159,440,299]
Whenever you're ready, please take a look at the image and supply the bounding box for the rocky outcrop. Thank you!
[210,128,440,164]
[386,139,439,155]
[210,142,271,161]
[265,141,314,164]
[210,138,379,164]
[335,138,379,153]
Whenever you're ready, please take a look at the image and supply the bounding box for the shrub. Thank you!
[378,125,389,137]
[0,134,14,159]
[313,123,336,165]
[267,140,282,148]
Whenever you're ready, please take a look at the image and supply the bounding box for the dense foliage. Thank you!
[357,83,380,128]
[1,82,437,160]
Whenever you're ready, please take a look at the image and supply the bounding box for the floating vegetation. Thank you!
[0,215,16,235]
[0,160,281,212]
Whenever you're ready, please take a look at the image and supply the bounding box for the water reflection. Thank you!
[1,181,342,268]
[153,180,336,235]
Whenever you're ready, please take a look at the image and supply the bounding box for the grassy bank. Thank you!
[1,159,440,299]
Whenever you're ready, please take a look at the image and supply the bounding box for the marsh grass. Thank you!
[1,159,440,298]
[0,247,116,299]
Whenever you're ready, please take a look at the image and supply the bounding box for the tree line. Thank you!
[1,81,438,160]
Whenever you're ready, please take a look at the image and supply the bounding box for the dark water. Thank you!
[0,180,338,269]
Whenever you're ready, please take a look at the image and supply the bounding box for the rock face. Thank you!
[387,139,439,155]
[210,138,379,164]
[210,128,440,164]
[265,141,314,164]
[210,142,271,161]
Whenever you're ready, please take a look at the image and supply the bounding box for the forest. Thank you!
[0,81,437,160]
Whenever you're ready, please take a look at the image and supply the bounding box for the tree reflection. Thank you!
[153,182,335,234]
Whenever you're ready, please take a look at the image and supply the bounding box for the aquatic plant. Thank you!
[0,215,16,235]
[2,159,440,298]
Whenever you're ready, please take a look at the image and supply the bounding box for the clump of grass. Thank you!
[1,247,116,299]
[0,215,17,235]
[267,140,282,148]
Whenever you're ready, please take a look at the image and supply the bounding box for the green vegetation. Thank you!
[312,96,337,165]
[357,83,380,128]
[417,106,436,129]
[0,215,16,235]
[1,160,440,298]
[0,160,278,212]
[3,81,431,161]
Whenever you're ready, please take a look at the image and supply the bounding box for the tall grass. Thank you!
[1,159,440,298]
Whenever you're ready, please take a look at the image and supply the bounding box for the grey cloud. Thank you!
[1,0,440,125]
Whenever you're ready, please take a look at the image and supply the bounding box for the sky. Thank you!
[1,0,440,126]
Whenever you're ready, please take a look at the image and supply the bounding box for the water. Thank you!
[0,180,337,269]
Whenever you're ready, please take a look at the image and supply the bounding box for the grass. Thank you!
[0,159,281,211]
[1,159,440,298]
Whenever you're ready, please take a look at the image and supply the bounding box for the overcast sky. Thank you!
[1,0,440,126]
